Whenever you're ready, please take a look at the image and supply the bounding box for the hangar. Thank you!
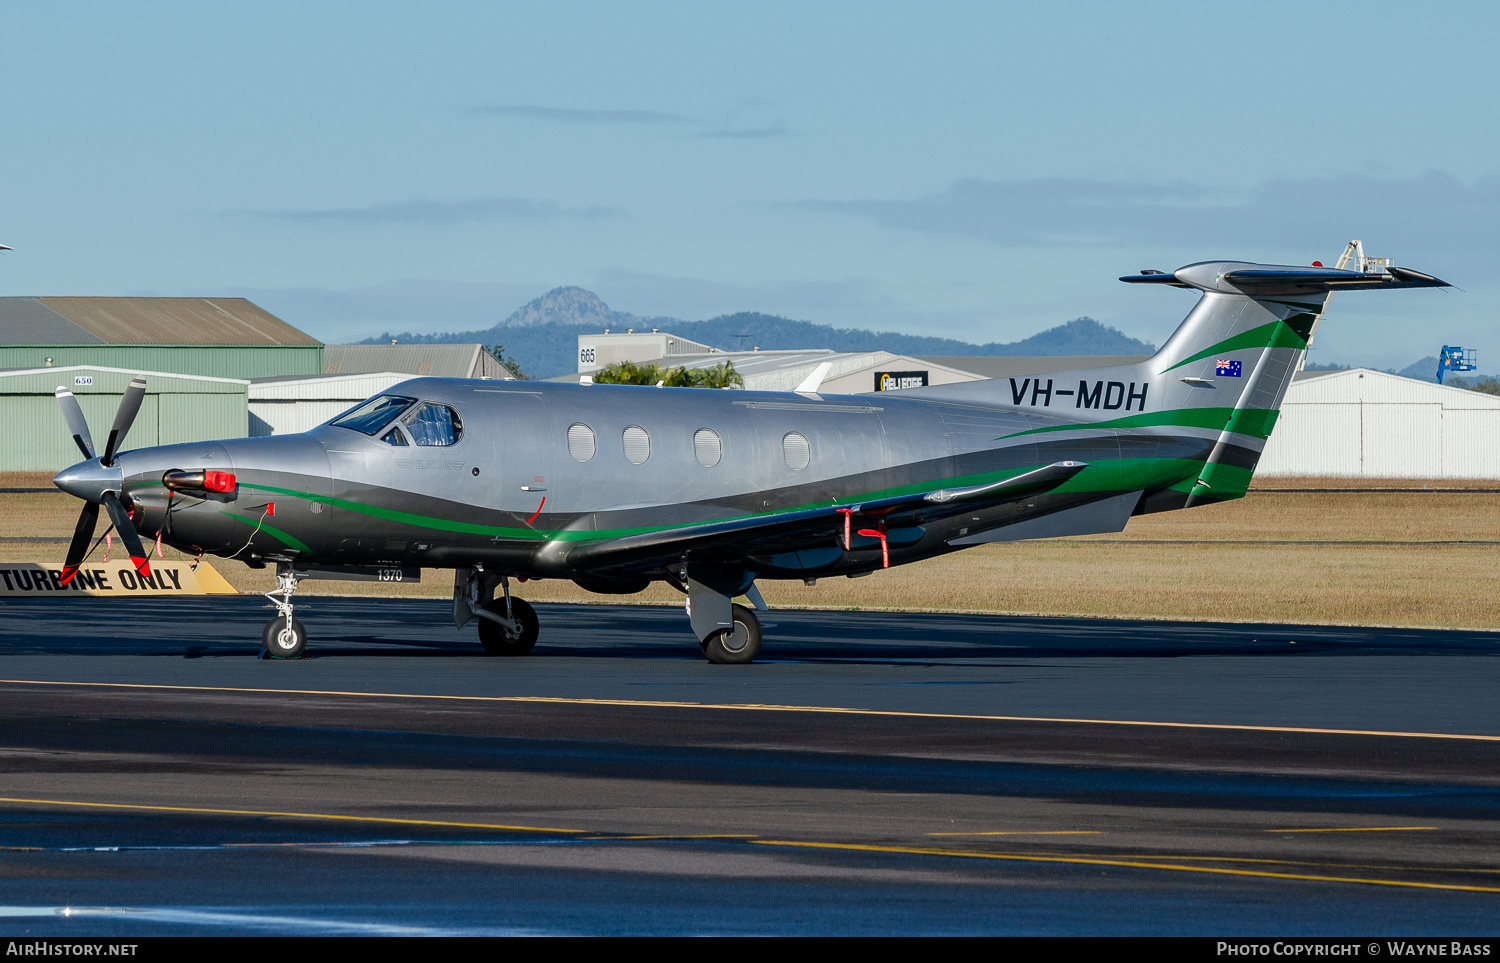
[249,372,410,436]
[323,344,513,379]
[1,365,247,472]
[250,344,514,435]
[1259,368,1500,479]
[0,297,322,378]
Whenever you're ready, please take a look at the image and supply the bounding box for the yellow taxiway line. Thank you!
[2,678,1498,742]
[1,794,1495,894]
[749,840,1500,895]
[926,831,1103,837]
[1267,827,1437,833]
[0,796,583,835]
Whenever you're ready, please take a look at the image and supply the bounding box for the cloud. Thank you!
[236,196,623,225]
[468,101,792,138]
[700,123,791,140]
[465,104,686,125]
[793,171,1500,262]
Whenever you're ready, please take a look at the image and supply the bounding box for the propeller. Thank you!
[102,376,146,466]
[54,388,95,460]
[53,376,152,585]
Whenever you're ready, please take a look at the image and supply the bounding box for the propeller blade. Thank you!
[54,388,96,460]
[100,492,151,579]
[102,376,147,466]
[59,502,101,587]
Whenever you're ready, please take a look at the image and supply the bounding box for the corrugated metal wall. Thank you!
[248,373,413,436]
[250,401,365,436]
[0,345,322,379]
[3,368,247,472]
[1259,370,1500,477]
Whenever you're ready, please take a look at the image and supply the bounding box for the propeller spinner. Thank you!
[52,377,152,585]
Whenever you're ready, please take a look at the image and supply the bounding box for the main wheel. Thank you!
[703,603,761,664]
[477,596,539,656]
[262,615,307,659]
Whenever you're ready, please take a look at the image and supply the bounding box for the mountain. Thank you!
[503,286,654,330]
[1396,357,1439,382]
[363,287,1158,379]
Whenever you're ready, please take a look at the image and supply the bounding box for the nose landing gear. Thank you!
[261,564,307,659]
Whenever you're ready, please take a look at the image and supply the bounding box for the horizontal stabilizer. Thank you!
[1122,260,1451,295]
[1222,266,1450,291]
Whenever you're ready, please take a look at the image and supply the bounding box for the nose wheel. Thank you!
[262,614,307,659]
[261,564,308,659]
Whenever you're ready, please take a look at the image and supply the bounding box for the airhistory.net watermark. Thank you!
[5,945,138,957]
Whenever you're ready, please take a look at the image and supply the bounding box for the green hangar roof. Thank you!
[0,297,324,379]
[0,297,320,346]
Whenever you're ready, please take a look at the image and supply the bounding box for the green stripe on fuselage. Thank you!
[240,454,1219,549]
[223,510,314,554]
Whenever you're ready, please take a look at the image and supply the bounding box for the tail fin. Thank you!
[915,258,1450,505]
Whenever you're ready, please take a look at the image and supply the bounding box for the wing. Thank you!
[564,460,1087,572]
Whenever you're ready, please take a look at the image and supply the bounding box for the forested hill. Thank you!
[363,287,1156,379]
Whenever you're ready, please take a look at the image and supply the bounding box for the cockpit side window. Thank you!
[380,427,409,446]
[401,402,463,447]
[332,395,418,435]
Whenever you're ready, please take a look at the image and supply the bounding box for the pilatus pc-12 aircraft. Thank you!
[51,258,1448,662]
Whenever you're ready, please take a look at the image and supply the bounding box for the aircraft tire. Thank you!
[703,603,761,664]
[478,597,539,656]
[262,615,307,660]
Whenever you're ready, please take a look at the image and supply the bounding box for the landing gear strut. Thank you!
[262,563,307,659]
[456,568,540,656]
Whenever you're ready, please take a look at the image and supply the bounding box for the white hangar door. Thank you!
[1258,404,1362,476]
[1362,403,1442,478]
[1441,409,1500,479]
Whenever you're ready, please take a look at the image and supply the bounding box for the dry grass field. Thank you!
[6,472,1500,630]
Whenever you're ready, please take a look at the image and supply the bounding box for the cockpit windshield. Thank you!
[332,395,417,435]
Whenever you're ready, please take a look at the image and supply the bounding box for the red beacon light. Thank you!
[162,469,238,494]
[203,470,237,493]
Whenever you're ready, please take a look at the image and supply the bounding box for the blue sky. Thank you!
[1,1,1495,367]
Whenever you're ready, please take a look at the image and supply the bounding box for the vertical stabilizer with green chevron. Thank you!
[909,257,1449,510]
[1122,260,1450,507]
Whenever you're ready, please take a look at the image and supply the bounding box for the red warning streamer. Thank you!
[836,508,856,550]
[857,522,890,569]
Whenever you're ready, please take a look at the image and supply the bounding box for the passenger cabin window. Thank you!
[622,425,651,465]
[567,423,596,463]
[783,431,811,471]
[401,402,463,447]
[693,428,722,468]
[333,395,417,435]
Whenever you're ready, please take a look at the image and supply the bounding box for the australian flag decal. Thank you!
[1215,359,1242,377]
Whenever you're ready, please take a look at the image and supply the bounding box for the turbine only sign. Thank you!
[0,561,237,596]
[875,370,928,391]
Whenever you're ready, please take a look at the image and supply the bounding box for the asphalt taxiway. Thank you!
[0,596,1496,935]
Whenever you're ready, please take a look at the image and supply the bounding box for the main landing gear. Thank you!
[455,567,539,656]
[681,565,767,664]
[700,603,762,665]
[262,564,307,659]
